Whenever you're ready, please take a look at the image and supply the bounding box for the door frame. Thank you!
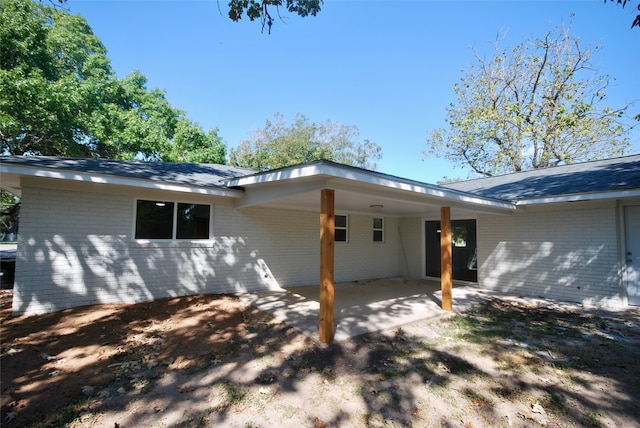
[422,215,479,285]
[621,203,640,306]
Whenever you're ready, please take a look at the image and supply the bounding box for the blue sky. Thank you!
[66,0,639,183]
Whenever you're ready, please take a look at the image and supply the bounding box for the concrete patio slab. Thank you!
[238,278,500,341]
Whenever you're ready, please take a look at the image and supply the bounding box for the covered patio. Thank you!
[238,278,500,341]
[226,161,515,342]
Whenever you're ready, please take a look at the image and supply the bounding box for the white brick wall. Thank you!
[334,214,401,282]
[13,181,403,315]
[477,202,623,307]
[398,218,423,278]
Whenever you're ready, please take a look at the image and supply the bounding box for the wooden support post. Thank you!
[440,206,453,311]
[320,189,335,343]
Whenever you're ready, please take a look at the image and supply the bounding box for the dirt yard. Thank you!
[1,288,640,427]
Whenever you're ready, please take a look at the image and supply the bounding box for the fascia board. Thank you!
[0,163,244,198]
[329,180,514,214]
[225,163,332,186]
[234,180,329,208]
[329,176,515,210]
[515,189,640,206]
[227,163,515,211]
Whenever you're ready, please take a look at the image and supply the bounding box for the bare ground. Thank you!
[1,288,640,427]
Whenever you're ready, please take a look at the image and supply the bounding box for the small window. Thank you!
[135,200,211,240]
[335,214,348,242]
[373,217,384,242]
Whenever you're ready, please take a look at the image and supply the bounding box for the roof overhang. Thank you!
[515,189,640,206]
[0,162,245,198]
[225,161,516,217]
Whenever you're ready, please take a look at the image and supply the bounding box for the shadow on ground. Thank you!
[2,282,640,427]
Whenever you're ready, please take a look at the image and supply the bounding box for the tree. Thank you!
[604,0,640,29]
[162,120,226,164]
[229,113,382,171]
[227,0,322,33]
[426,25,634,177]
[0,0,226,163]
[0,191,20,239]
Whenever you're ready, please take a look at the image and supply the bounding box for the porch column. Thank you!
[440,206,453,311]
[320,189,335,343]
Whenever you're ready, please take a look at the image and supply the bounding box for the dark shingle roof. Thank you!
[2,155,638,203]
[0,156,255,188]
[443,155,640,202]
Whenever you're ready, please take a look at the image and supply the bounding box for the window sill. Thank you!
[131,240,215,249]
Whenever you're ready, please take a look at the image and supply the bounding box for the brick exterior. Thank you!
[477,202,623,307]
[12,180,403,315]
[398,218,423,278]
[11,177,630,315]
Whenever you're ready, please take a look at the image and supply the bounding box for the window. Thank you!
[135,200,174,239]
[373,217,384,242]
[335,214,348,242]
[176,203,211,239]
[135,200,211,240]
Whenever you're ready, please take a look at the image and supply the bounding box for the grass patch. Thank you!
[273,403,299,419]
[462,387,494,407]
[380,364,408,380]
[491,379,526,402]
[210,382,270,415]
[132,374,158,393]
[32,397,94,428]
[539,392,569,416]
[256,368,278,384]
[581,411,605,427]
[221,381,247,407]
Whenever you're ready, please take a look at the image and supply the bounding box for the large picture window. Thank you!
[135,200,211,240]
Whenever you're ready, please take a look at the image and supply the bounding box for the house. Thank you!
[1,155,639,340]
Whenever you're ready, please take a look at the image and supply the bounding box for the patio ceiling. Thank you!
[226,161,516,218]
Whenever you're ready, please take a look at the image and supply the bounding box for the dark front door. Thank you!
[425,219,477,282]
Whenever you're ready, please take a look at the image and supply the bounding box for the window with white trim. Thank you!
[135,200,211,240]
[373,217,384,242]
[335,214,348,242]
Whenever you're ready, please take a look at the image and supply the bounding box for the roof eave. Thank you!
[515,189,640,206]
[226,161,516,211]
[0,163,244,198]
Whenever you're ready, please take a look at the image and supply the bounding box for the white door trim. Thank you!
[623,205,640,306]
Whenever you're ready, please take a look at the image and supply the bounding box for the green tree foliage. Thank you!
[0,190,20,238]
[229,113,382,171]
[0,0,226,164]
[163,120,226,164]
[227,0,322,33]
[426,25,633,176]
